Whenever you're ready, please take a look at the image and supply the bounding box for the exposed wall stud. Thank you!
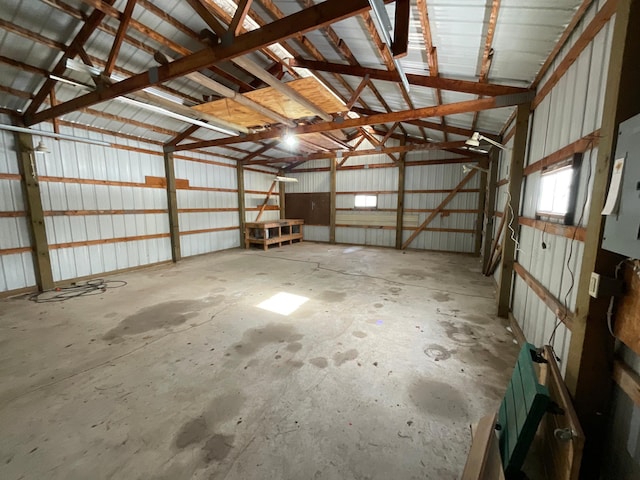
[163,152,181,262]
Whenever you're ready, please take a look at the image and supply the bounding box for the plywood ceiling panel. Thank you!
[192,77,345,128]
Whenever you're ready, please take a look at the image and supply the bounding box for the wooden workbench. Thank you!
[244,219,304,250]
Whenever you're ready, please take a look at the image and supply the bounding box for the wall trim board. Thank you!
[246,206,280,211]
[532,0,618,109]
[335,224,475,234]
[179,226,238,236]
[524,130,600,176]
[508,312,528,345]
[0,246,32,255]
[612,359,640,406]
[513,261,574,330]
[335,189,480,195]
[0,211,26,217]
[519,217,587,242]
[44,209,168,216]
[0,284,38,299]
[38,176,163,189]
[0,173,21,180]
[178,208,239,213]
[48,233,170,250]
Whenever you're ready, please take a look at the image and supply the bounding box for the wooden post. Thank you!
[163,152,181,262]
[565,0,640,476]
[497,102,530,318]
[482,148,499,269]
[278,170,286,219]
[237,161,246,247]
[329,156,337,244]
[16,133,54,291]
[395,136,406,249]
[474,160,488,256]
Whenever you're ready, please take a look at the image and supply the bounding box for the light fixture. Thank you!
[274,176,298,183]
[462,164,489,174]
[34,141,50,153]
[0,124,112,147]
[282,132,297,148]
[465,132,508,151]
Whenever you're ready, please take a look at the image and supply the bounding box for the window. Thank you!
[354,194,377,209]
[537,154,581,225]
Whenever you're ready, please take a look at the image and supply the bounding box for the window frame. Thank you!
[354,194,378,210]
[535,153,582,225]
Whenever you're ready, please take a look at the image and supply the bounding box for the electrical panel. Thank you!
[602,113,640,258]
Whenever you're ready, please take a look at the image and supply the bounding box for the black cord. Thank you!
[28,279,127,303]
[548,139,595,349]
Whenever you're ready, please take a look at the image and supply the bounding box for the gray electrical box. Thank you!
[602,113,640,258]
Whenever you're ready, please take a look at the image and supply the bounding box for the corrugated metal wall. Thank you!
[33,123,172,281]
[0,119,36,292]
[175,153,239,257]
[506,1,614,374]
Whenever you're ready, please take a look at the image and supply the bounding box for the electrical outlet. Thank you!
[589,272,600,298]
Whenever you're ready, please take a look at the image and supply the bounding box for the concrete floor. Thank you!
[0,243,519,480]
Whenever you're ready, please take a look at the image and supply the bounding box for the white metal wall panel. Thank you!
[507,8,614,373]
[303,226,330,243]
[28,124,171,281]
[0,125,36,292]
[174,156,239,258]
[287,171,330,193]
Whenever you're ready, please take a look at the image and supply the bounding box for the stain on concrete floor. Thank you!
[409,378,468,419]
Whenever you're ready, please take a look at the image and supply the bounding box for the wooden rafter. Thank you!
[165,124,202,148]
[343,75,370,115]
[185,0,227,37]
[104,0,137,76]
[288,58,530,97]
[24,0,115,118]
[416,0,448,140]
[228,0,253,37]
[25,0,378,126]
[471,0,501,131]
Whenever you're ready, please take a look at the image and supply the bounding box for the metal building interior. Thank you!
[0,0,639,479]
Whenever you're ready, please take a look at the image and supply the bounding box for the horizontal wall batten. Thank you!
[336,225,475,233]
[178,208,239,213]
[179,226,238,236]
[39,176,163,189]
[336,189,480,195]
[519,217,586,242]
[497,178,509,187]
[524,130,600,176]
[0,246,32,255]
[44,209,168,216]
[49,233,170,250]
[513,261,574,330]
[0,173,21,181]
[0,211,26,217]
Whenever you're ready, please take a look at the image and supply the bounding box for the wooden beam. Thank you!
[519,217,587,242]
[247,141,467,165]
[228,0,253,37]
[24,0,114,118]
[27,0,375,126]
[49,91,60,135]
[474,163,488,256]
[613,360,640,407]
[484,205,506,275]
[288,58,531,97]
[177,94,532,151]
[481,148,499,271]
[185,0,227,37]
[392,0,410,58]
[163,152,181,262]
[497,102,530,317]
[241,141,278,163]
[255,180,277,221]
[567,0,640,476]
[524,130,600,176]
[330,157,337,244]
[16,133,54,291]
[165,124,202,148]
[343,75,370,114]
[237,162,246,246]
[395,137,406,249]
[513,262,574,330]
[402,169,477,249]
[104,0,136,76]
[278,171,285,219]
[0,18,65,52]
